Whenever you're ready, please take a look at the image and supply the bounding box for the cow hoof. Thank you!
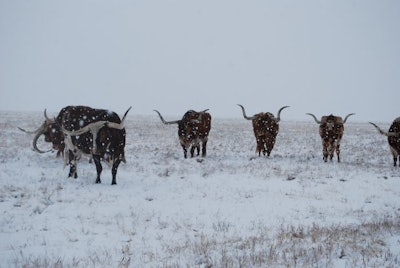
[68,173,78,179]
[96,179,101,184]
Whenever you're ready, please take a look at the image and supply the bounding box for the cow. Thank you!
[19,106,131,184]
[153,109,211,158]
[238,104,289,157]
[369,118,400,166]
[306,113,354,162]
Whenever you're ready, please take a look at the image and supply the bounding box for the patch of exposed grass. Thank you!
[9,216,400,267]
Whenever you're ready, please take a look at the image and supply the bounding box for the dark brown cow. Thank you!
[154,109,211,158]
[238,104,289,157]
[307,113,354,162]
[369,118,400,166]
[19,106,131,184]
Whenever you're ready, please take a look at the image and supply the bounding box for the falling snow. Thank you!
[1,111,399,267]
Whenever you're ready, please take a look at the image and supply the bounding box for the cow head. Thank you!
[307,113,354,137]
[19,110,65,156]
[307,113,355,126]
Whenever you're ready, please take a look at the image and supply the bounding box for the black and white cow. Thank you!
[19,106,131,184]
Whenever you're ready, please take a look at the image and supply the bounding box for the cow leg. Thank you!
[196,144,201,156]
[322,141,329,162]
[262,137,270,157]
[111,158,121,185]
[190,145,196,158]
[256,146,262,156]
[263,142,267,156]
[93,155,102,184]
[391,155,397,167]
[68,165,78,179]
[68,151,78,178]
[256,137,263,156]
[329,141,335,161]
[336,140,341,162]
[256,147,261,156]
[390,147,398,166]
[181,144,188,158]
[201,140,207,157]
[265,139,275,157]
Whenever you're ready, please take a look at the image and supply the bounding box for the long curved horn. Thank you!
[121,106,132,122]
[369,122,387,136]
[369,122,397,137]
[62,114,130,156]
[343,113,355,124]
[61,121,105,155]
[19,110,53,153]
[62,124,93,136]
[18,109,54,133]
[18,126,41,134]
[276,106,289,122]
[306,113,321,124]
[106,106,132,130]
[237,104,256,120]
[62,107,132,136]
[32,123,52,153]
[61,121,122,137]
[102,106,131,130]
[153,110,180,124]
[44,109,52,122]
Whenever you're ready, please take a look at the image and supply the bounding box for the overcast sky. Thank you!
[1,0,399,122]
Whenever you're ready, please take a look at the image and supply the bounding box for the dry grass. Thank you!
[153,215,400,268]
[14,215,389,267]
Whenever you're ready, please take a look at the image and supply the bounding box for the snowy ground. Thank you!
[0,111,399,267]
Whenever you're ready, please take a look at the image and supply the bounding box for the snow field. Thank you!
[0,111,399,267]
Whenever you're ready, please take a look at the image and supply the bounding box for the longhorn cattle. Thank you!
[238,104,289,157]
[369,118,400,167]
[154,109,211,158]
[19,106,131,184]
[307,113,354,162]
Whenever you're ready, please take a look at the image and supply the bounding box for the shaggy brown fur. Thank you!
[307,113,354,162]
[238,105,289,157]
